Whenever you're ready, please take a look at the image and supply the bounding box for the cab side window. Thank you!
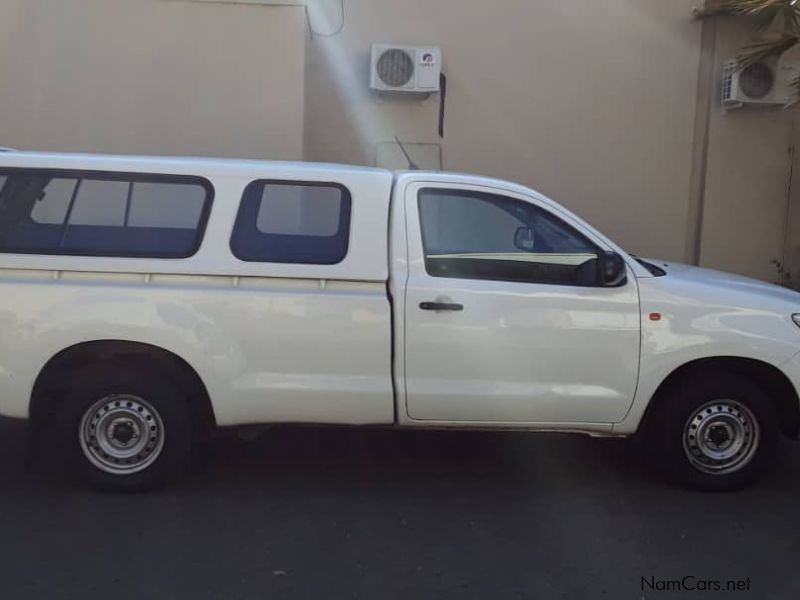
[418,188,602,286]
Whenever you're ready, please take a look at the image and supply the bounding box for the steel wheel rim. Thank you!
[79,394,165,475]
[682,399,760,475]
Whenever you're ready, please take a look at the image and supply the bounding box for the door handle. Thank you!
[420,301,464,312]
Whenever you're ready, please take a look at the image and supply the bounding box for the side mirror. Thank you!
[598,251,627,287]
[514,227,535,251]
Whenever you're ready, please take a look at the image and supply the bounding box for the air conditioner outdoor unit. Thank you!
[370,44,442,93]
[722,58,799,108]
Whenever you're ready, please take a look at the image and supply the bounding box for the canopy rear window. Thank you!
[0,169,213,258]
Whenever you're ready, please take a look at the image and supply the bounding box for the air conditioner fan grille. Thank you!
[377,49,414,88]
[740,62,775,99]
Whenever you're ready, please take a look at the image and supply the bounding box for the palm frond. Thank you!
[735,34,800,67]
[698,0,798,18]
[696,1,800,104]
[696,0,800,33]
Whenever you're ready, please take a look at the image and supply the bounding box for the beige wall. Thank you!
[699,22,799,283]
[1,0,796,282]
[0,0,306,159]
[305,0,703,262]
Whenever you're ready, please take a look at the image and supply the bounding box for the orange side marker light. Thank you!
[649,313,662,322]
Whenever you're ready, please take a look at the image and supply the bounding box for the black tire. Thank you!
[646,372,779,491]
[53,364,197,492]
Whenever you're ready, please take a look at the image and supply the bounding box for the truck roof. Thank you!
[0,150,393,177]
[0,151,538,198]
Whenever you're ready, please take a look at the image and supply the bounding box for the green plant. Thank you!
[771,258,798,289]
[696,1,800,76]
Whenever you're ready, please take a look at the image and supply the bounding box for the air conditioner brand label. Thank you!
[420,52,437,67]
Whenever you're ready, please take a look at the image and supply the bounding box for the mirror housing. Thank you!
[598,251,627,287]
[514,227,535,252]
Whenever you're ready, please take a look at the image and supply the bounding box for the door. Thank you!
[403,183,641,424]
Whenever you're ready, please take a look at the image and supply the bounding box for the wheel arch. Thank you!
[639,356,800,438]
[30,340,216,433]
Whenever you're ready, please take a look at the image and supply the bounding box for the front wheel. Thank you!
[647,373,779,491]
[54,365,196,492]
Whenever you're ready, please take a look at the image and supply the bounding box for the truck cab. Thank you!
[390,171,642,431]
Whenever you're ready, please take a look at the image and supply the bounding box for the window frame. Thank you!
[417,187,606,288]
[230,179,353,266]
[0,167,214,259]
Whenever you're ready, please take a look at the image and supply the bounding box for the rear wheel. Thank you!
[79,394,166,477]
[54,365,196,492]
[647,373,779,491]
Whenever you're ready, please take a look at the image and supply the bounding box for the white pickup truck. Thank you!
[0,151,798,492]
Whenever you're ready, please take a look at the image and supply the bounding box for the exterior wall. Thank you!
[0,0,795,282]
[0,0,306,160]
[304,0,703,263]
[699,21,798,283]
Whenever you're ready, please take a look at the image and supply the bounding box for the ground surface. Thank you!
[0,418,798,599]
